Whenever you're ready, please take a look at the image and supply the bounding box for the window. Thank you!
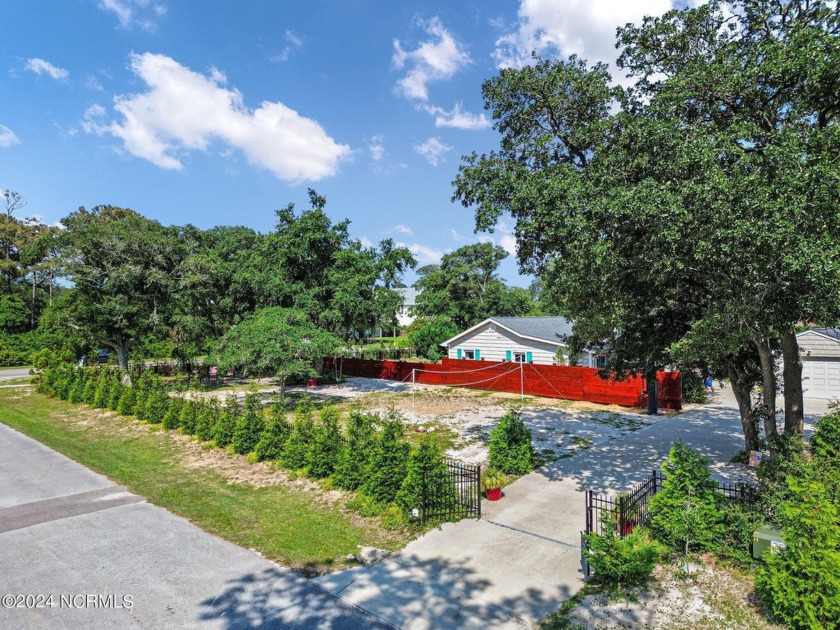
[595,355,612,369]
[464,350,475,360]
[513,352,526,363]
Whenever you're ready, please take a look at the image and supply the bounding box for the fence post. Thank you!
[652,469,658,494]
[619,494,627,537]
[476,464,482,518]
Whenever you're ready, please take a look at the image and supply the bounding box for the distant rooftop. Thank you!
[491,316,575,345]
[809,327,840,341]
[398,287,419,305]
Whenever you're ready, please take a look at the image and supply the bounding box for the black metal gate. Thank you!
[420,459,481,523]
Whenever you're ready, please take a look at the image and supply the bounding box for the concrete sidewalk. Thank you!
[0,423,393,630]
[316,387,832,629]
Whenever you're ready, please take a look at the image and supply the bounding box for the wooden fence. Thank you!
[323,357,682,410]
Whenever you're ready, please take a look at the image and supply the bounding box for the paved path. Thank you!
[315,389,831,629]
[0,423,393,630]
[0,367,31,381]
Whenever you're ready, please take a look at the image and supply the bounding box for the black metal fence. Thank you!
[583,469,759,576]
[419,459,481,524]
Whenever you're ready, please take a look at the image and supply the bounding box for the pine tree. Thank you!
[214,394,241,448]
[92,369,112,408]
[362,419,410,505]
[254,402,292,462]
[81,369,99,405]
[116,386,137,416]
[68,371,86,404]
[195,399,220,441]
[489,408,535,475]
[232,393,265,454]
[133,371,154,420]
[396,436,456,519]
[162,396,184,430]
[178,399,199,435]
[283,398,316,469]
[308,407,343,478]
[143,388,169,424]
[334,411,377,490]
[107,373,125,410]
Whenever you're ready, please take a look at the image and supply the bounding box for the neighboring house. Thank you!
[396,288,419,328]
[796,328,840,400]
[441,316,607,367]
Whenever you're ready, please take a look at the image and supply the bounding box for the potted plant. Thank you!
[481,468,507,501]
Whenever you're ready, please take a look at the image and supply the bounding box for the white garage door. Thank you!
[802,358,840,399]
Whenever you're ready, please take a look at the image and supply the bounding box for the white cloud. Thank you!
[83,53,350,182]
[85,75,104,91]
[368,135,385,161]
[493,0,673,72]
[392,224,413,235]
[398,241,443,264]
[414,136,452,166]
[25,58,69,80]
[500,234,518,256]
[422,103,490,130]
[393,17,470,101]
[270,29,305,63]
[0,124,19,147]
[359,235,373,248]
[99,0,166,30]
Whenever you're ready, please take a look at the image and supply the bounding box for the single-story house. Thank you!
[796,328,840,400]
[441,316,608,367]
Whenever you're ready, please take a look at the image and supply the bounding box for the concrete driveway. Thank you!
[0,423,393,630]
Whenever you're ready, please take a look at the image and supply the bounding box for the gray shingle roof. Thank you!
[492,316,575,344]
[812,327,840,341]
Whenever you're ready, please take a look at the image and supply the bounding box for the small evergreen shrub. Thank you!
[756,475,840,630]
[162,397,184,430]
[811,410,840,460]
[92,371,112,408]
[489,409,534,475]
[254,405,292,462]
[648,441,723,554]
[81,369,99,405]
[396,436,456,519]
[116,387,137,416]
[68,372,86,404]
[213,395,240,448]
[107,375,125,410]
[283,398,316,469]
[194,399,219,441]
[232,393,264,454]
[178,399,199,435]
[333,411,377,490]
[584,513,663,592]
[143,388,169,424]
[362,419,410,505]
[133,371,153,418]
[308,407,343,478]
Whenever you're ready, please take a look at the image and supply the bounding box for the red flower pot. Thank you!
[486,487,503,501]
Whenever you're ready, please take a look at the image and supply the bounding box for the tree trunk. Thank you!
[114,342,130,371]
[753,337,778,441]
[780,330,804,436]
[730,376,760,452]
[645,366,658,415]
[31,271,37,329]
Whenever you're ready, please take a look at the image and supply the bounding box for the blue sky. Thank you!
[0,0,686,286]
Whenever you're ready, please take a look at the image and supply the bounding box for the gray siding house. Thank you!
[796,328,840,400]
[441,316,605,367]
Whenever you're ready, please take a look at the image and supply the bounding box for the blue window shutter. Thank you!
[457,348,463,359]
[505,350,512,361]
[526,351,533,363]
[475,349,481,360]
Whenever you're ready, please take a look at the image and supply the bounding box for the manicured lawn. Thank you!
[0,389,410,573]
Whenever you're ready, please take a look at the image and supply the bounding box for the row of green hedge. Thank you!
[37,365,466,526]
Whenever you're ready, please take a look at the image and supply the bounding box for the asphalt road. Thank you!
[0,422,394,630]
[0,368,31,381]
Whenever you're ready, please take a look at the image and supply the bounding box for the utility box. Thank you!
[753,525,786,560]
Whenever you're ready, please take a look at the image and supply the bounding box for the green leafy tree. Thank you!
[232,393,265,454]
[811,410,840,460]
[648,442,724,554]
[396,436,456,519]
[333,411,377,490]
[283,398,316,470]
[362,419,410,505]
[488,409,534,475]
[211,307,341,394]
[408,317,459,361]
[308,407,343,478]
[413,243,532,329]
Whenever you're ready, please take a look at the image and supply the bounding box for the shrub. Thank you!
[133,371,153,418]
[396,436,455,519]
[107,374,125,410]
[116,387,137,416]
[308,407,343,478]
[213,395,240,448]
[811,410,840,460]
[757,433,810,523]
[81,369,99,405]
[333,411,377,490]
[92,370,112,408]
[162,397,184,430]
[232,393,264,454]
[716,499,764,566]
[756,476,840,630]
[254,404,292,462]
[68,371,86,404]
[584,513,663,592]
[648,441,723,554]
[681,369,709,405]
[194,399,219,441]
[143,388,169,424]
[283,398,316,469]
[178,399,199,434]
[362,419,410,505]
[480,468,507,492]
[489,409,534,475]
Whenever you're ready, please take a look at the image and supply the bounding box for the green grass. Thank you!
[0,377,33,386]
[0,389,409,573]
